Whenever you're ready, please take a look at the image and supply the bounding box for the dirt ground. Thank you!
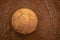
[0,0,60,40]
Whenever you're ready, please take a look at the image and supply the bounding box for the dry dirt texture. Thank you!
[0,0,60,40]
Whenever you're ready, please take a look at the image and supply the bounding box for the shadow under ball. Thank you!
[12,8,38,34]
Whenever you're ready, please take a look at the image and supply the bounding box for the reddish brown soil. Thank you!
[0,0,60,40]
